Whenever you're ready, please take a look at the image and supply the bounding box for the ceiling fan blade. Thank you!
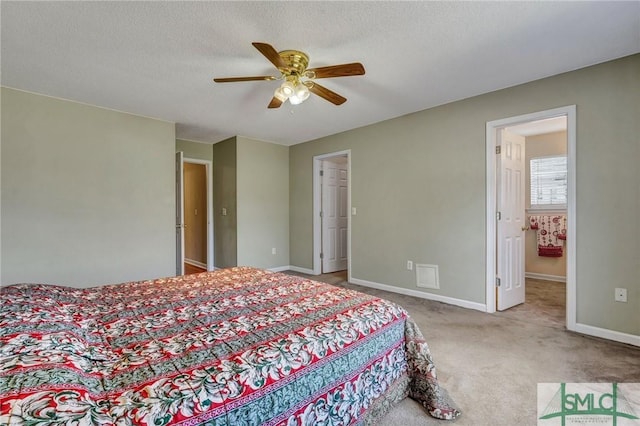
[308,82,347,105]
[268,97,283,109]
[252,42,286,70]
[306,63,365,79]
[213,76,276,83]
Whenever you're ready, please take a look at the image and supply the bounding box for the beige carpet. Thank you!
[285,270,640,425]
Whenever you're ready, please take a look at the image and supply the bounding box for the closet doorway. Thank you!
[485,106,576,331]
[176,153,213,275]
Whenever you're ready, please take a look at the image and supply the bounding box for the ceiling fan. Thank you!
[213,42,365,108]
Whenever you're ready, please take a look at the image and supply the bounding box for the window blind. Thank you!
[530,155,567,208]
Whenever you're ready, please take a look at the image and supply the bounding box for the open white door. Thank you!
[321,159,348,273]
[175,151,185,276]
[497,129,526,310]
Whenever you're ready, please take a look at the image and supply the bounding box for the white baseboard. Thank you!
[269,265,293,273]
[286,265,315,275]
[525,272,566,283]
[574,322,640,347]
[350,277,487,312]
[277,268,637,347]
[185,259,207,269]
[276,269,638,347]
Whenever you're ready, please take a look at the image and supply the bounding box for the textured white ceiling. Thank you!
[2,1,638,146]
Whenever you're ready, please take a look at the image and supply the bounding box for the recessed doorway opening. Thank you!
[313,150,351,279]
[485,106,576,332]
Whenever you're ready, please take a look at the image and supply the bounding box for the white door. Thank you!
[322,159,348,273]
[175,152,185,276]
[497,129,526,310]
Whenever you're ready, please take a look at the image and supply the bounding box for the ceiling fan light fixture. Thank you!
[280,81,295,97]
[294,83,310,101]
[274,86,288,102]
[213,42,366,108]
[288,94,304,105]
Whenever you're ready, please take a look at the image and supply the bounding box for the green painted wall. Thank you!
[237,137,289,269]
[212,137,237,268]
[290,54,640,335]
[1,88,176,287]
[176,139,213,162]
[211,136,290,269]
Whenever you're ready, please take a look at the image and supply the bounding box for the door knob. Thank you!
[521,226,530,231]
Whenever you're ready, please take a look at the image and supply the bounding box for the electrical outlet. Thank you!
[272,248,277,255]
[407,260,413,271]
[614,288,627,302]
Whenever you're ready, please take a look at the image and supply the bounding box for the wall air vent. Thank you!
[416,264,440,289]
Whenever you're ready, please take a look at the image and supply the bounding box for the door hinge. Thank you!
[496,277,501,287]
[320,211,323,218]
[320,253,324,259]
[495,145,501,154]
[497,211,501,221]
[320,170,324,176]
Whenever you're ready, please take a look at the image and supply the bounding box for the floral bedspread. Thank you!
[0,267,459,425]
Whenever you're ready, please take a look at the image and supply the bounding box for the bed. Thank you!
[0,267,459,425]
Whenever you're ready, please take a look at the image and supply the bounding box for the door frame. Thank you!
[313,150,351,277]
[485,105,576,331]
[182,157,214,271]
[176,152,184,276]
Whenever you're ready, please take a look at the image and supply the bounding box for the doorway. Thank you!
[176,154,213,275]
[183,162,208,272]
[485,106,576,332]
[313,150,351,277]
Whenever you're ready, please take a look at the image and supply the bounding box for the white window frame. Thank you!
[529,154,567,210]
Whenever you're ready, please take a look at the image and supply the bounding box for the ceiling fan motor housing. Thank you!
[278,50,309,76]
